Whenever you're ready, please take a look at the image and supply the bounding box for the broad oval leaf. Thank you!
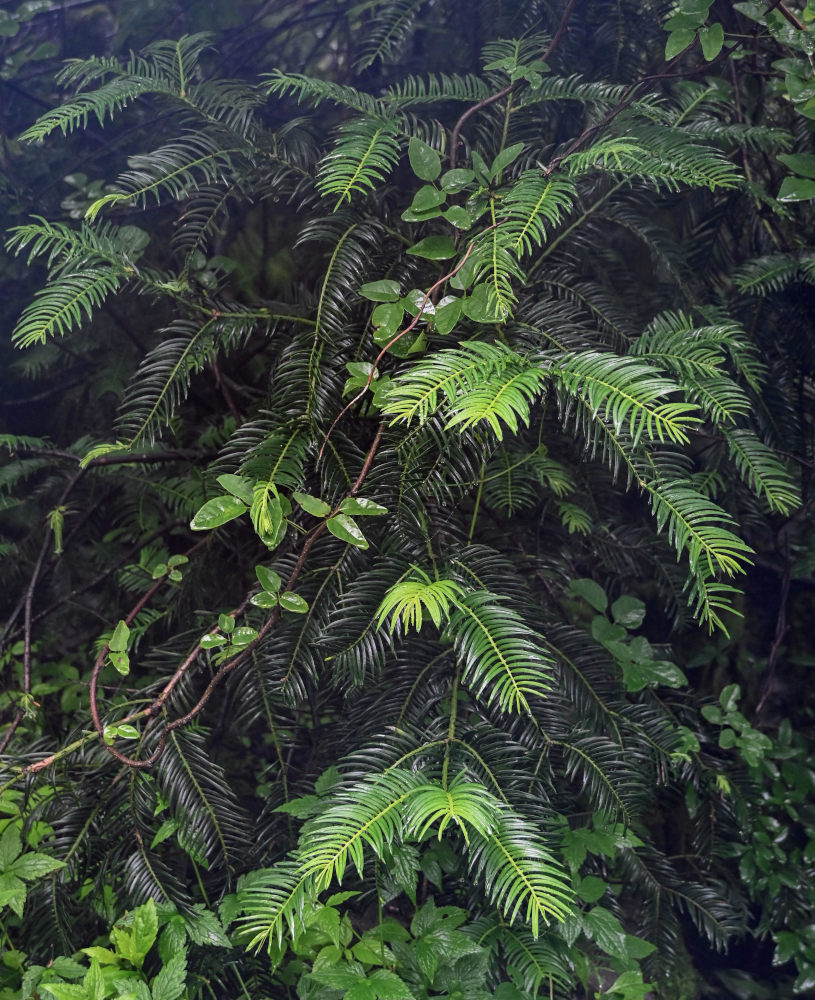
[359,279,401,302]
[408,184,446,212]
[339,497,387,516]
[406,236,456,260]
[250,591,278,608]
[293,492,331,517]
[190,495,247,531]
[326,513,369,548]
[408,137,442,181]
[256,566,282,593]
[216,474,254,505]
[230,626,259,646]
[200,633,227,648]
[279,592,309,613]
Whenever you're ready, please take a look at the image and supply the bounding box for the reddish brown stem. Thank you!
[88,427,385,769]
[449,0,580,168]
[317,245,476,463]
[765,0,805,31]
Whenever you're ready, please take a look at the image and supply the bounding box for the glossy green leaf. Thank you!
[279,592,309,613]
[610,596,646,628]
[408,137,442,181]
[359,279,401,302]
[440,168,475,192]
[216,474,254,505]
[230,627,259,646]
[293,492,331,517]
[372,301,404,339]
[256,566,282,593]
[189,495,247,531]
[339,497,387,516]
[406,235,456,260]
[433,295,462,335]
[200,633,227,648]
[442,205,471,229]
[326,513,369,548]
[250,591,278,608]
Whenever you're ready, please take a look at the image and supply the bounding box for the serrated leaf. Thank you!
[84,961,105,1000]
[279,592,309,613]
[132,899,158,961]
[9,851,65,880]
[150,952,186,1000]
[327,513,369,548]
[0,826,21,870]
[408,138,442,181]
[189,495,247,531]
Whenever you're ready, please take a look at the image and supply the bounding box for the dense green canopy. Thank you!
[1,3,814,998]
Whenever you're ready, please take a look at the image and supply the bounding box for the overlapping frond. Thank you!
[316,118,401,210]
[447,591,553,714]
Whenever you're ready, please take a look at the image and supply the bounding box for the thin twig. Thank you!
[86,427,385,769]
[764,0,805,31]
[449,0,580,168]
[754,537,791,722]
[316,245,477,462]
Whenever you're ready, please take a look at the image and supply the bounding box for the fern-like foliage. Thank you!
[316,118,401,210]
[3,8,806,998]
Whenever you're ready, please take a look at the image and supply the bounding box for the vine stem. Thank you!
[317,245,477,463]
[71,424,386,770]
[449,0,580,168]
[441,667,460,790]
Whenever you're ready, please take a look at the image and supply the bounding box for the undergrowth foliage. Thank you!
[0,2,813,999]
